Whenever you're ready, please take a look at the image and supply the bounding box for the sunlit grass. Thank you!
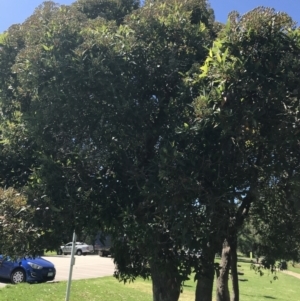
[287,262,300,275]
[0,260,300,301]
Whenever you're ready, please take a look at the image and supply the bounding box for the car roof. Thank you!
[66,242,84,244]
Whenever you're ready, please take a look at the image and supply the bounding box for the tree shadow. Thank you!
[239,279,248,282]
[242,294,276,299]
[237,258,253,263]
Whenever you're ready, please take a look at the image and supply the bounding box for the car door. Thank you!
[64,243,72,253]
[0,256,14,279]
[0,256,5,278]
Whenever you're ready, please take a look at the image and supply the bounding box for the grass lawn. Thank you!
[0,261,299,301]
[287,262,300,275]
[44,250,58,256]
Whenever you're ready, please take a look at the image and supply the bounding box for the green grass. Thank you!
[233,263,300,301]
[0,261,300,301]
[0,278,152,301]
[44,250,58,256]
[287,262,300,274]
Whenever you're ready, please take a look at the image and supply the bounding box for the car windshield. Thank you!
[0,255,40,261]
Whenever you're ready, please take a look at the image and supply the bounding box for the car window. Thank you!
[66,243,72,246]
[0,256,12,262]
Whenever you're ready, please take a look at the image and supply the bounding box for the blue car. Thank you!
[0,255,56,284]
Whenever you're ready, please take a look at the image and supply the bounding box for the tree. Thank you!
[0,187,41,256]
[0,1,96,249]
[3,2,300,301]
[73,0,139,24]
[1,1,217,300]
[192,7,300,301]
[244,179,300,266]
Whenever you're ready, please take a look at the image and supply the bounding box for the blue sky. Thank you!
[0,0,299,33]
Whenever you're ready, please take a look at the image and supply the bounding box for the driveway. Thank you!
[0,255,115,287]
[44,255,115,281]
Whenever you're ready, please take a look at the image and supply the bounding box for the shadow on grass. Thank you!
[242,294,276,299]
[237,258,253,264]
[239,279,248,282]
[183,284,192,287]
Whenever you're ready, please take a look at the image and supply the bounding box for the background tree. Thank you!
[192,7,300,301]
[73,0,139,24]
[246,178,300,266]
[0,187,41,256]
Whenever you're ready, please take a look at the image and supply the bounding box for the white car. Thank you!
[57,242,94,256]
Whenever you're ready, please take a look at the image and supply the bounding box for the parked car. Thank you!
[0,255,56,284]
[94,233,112,257]
[57,242,94,256]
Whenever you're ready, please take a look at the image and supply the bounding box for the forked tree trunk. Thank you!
[230,242,239,301]
[216,239,231,301]
[195,251,215,301]
[150,261,181,301]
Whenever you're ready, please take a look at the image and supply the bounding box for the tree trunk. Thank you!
[195,251,215,301]
[230,242,239,301]
[216,239,231,301]
[150,261,181,301]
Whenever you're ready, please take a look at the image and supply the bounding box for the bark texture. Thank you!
[216,239,231,301]
[150,261,181,301]
[195,251,215,301]
[230,242,239,301]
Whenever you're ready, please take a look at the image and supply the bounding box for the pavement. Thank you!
[0,255,115,287]
[281,269,300,279]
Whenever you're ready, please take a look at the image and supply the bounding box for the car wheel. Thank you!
[76,249,82,256]
[11,269,25,284]
[57,249,63,255]
[63,252,67,255]
[99,251,104,257]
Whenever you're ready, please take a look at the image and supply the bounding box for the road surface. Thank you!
[0,255,115,287]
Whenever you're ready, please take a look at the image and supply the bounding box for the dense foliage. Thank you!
[0,2,300,301]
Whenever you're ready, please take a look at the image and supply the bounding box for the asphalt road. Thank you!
[0,255,115,287]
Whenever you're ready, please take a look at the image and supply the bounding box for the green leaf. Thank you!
[0,32,8,45]
[222,48,229,63]
[199,22,206,32]
[42,45,53,51]
[199,63,209,78]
